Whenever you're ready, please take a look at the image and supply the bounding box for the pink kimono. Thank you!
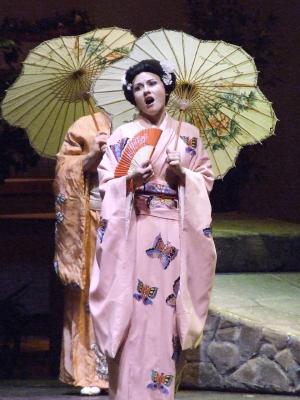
[90,113,216,399]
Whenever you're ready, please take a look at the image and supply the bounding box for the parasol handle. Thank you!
[86,97,100,131]
[174,109,185,151]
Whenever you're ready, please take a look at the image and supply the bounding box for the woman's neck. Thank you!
[140,110,166,127]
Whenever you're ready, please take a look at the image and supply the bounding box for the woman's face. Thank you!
[132,72,166,121]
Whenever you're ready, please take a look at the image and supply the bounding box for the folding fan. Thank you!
[114,128,162,177]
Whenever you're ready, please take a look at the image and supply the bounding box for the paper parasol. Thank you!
[1,27,136,158]
[92,28,277,179]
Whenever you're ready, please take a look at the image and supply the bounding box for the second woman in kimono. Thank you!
[90,59,217,399]
[54,113,110,395]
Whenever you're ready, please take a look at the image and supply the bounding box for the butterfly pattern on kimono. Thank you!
[53,260,59,275]
[166,277,180,308]
[203,227,212,237]
[147,370,174,394]
[146,233,178,269]
[133,279,158,305]
[110,137,129,162]
[171,335,182,362]
[96,218,108,243]
[55,193,66,205]
[55,211,64,224]
[180,135,197,156]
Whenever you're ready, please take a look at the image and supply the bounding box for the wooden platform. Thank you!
[213,213,300,273]
[0,380,295,399]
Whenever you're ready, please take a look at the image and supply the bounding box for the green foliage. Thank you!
[188,0,278,86]
[0,39,20,70]
[84,37,105,55]
[219,91,257,112]
[113,47,130,55]
[0,72,40,183]
[0,11,94,182]
[0,10,93,38]
[0,121,40,183]
[202,90,257,151]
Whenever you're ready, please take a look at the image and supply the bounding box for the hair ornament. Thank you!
[121,73,132,91]
[160,60,176,74]
[161,74,173,86]
[121,73,127,86]
[160,60,175,86]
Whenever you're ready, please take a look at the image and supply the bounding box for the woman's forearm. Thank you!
[83,150,103,173]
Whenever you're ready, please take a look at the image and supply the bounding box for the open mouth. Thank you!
[145,96,154,105]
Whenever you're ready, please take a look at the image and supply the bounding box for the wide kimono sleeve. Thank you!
[97,131,130,223]
[176,124,217,350]
[53,114,110,289]
[89,127,136,358]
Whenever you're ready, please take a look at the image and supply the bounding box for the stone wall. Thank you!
[181,310,300,394]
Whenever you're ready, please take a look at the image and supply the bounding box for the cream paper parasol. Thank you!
[92,28,277,179]
[1,27,136,158]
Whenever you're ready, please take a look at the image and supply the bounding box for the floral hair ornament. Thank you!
[160,60,176,86]
[121,72,132,91]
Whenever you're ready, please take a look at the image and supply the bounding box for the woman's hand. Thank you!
[165,148,186,185]
[127,161,154,189]
[95,132,108,155]
[83,132,108,173]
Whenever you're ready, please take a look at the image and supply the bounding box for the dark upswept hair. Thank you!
[122,59,176,105]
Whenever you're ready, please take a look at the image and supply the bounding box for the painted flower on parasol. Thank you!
[1,27,136,158]
[92,28,277,179]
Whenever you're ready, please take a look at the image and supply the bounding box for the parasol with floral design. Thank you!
[92,28,277,179]
[1,27,136,158]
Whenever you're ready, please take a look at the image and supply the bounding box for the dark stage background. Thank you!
[0,0,299,378]
[0,0,299,221]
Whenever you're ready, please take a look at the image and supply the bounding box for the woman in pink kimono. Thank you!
[54,113,110,395]
[90,60,217,399]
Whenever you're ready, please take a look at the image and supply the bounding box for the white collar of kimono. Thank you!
[136,112,170,131]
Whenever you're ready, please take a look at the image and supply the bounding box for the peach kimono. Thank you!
[53,113,110,388]
[90,113,217,399]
